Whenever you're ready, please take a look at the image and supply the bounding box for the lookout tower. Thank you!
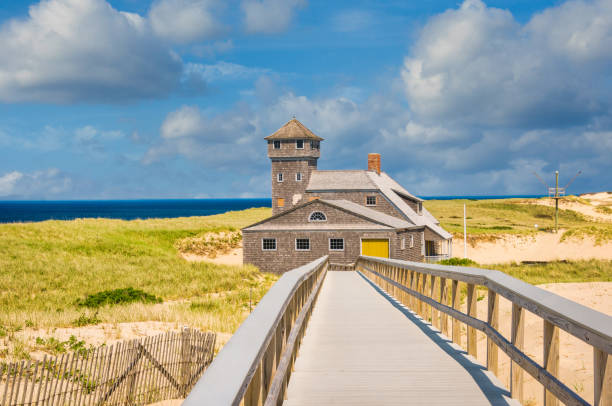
[265,118,323,215]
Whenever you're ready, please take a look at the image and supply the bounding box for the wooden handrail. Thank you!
[183,256,328,406]
[357,256,612,406]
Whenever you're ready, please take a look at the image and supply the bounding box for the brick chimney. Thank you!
[367,153,381,174]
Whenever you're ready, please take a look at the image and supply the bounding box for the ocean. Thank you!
[0,195,545,223]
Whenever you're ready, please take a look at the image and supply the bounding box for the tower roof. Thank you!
[264,118,324,141]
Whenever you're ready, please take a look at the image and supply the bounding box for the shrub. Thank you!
[73,311,101,326]
[76,287,162,308]
[438,258,478,266]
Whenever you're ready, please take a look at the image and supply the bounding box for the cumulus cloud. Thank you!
[0,169,72,198]
[149,0,226,44]
[241,0,306,34]
[183,61,270,83]
[402,0,612,128]
[0,0,182,103]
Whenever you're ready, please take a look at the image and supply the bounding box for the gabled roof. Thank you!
[264,118,324,141]
[242,199,417,232]
[304,169,451,240]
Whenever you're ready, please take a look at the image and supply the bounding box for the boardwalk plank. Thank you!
[284,272,519,406]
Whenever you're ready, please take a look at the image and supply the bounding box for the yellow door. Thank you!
[361,239,389,258]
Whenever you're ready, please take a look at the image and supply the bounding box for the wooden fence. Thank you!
[356,256,612,406]
[184,256,328,406]
[0,328,216,406]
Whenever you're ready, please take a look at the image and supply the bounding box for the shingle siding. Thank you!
[271,159,317,215]
[305,191,405,221]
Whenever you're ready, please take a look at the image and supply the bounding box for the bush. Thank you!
[76,287,162,308]
[73,311,101,326]
[438,257,478,266]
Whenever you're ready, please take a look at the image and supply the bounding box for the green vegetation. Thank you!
[425,197,612,243]
[595,205,612,215]
[35,335,94,356]
[438,258,612,285]
[76,288,162,308]
[0,207,275,339]
[176,230,242,257]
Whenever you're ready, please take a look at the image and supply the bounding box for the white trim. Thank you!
[400,237,405,250]
[295,238,310,251]
[329,238,345,251]
[366,195,377,206]
[421,232,425,256]
[296,140,304,149]
[277,173,284,182]
[261,238,277,251]
[410,235,414,248]
[273,140,281,149]
[359,237,391,258]
[308,211,327,222]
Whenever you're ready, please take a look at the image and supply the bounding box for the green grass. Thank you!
[440,258,612,285]
[493,259,612,285]
[425,197,612,242]
[0,207,275,338]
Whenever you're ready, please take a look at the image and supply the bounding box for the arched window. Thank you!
[309,211,327,222]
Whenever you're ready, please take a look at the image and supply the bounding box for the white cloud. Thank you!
[0,0,182,103]
[402,0,612,128]
[74,125,124,142]
[149,0,226,44]
[241,0,306,34]
[183,61,270,83]
[332,10,373,32]
[0,169,72,198]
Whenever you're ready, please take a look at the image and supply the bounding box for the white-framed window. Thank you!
[366,196,377,206]
[401,237,405,250]
[410,235,414,248]
[309,211,327,222]
[296,140,304,149]
[262,238,276,251]
[273,140,281,149]
[329,238,344,251]
[296,172,302,181]
[277,173,283,182]
[310,141,320,150]
[295,238,310,251]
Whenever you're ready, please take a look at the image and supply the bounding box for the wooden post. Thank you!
[440,277,448,337]
[466,284,477,358]
[181,327,191,397]
[262,334,277,400]
[431,276,439,329]
[594,347,611,406]
[244,362,262,406]
[543,320,559,406]
[487,290,499,377]
[511,304,525,403]
[451,280,461,346]
[410,271,417,311]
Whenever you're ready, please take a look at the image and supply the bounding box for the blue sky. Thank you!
[0,0,610,199]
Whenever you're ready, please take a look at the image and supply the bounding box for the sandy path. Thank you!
[181,248,243,266]
[461,282,611,405]
[453,231,612,264]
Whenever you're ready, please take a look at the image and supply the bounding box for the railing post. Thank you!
[431,276,438,329]
[487,290,499,377]
[451,280,461,346]
[594,348,611,406]
[409,271,417,311]
[511,304,525,403]
[440,277,448,337]
[543,320,559,406]
[466,284,477,358]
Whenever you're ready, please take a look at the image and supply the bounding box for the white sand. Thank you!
[181,248,243,266]
[454,231,612,264]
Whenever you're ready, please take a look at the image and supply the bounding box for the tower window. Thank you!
[277,173,283,182]
[295,238,310,251]
[273,140,281,149]
[296,140,304,149]
[262,238,276,251]
[366,196,377,206]
[329,238,344,251]
[296,172,302,181]
[309,211,326,222]
[310,141,319,150]
[401,237,405,250]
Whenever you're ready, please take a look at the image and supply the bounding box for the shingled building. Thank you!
[242,118,452,274]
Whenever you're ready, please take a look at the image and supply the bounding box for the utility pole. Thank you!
[554,171,559,233]
[463,203,467,258]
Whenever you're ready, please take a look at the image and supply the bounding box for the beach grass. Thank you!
[425,197,612,242]
[487,259,612,285]
[0,207,274,339]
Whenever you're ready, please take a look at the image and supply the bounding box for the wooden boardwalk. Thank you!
[284,271,520,406]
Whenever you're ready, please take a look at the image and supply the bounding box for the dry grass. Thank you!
[0,207,275,360]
